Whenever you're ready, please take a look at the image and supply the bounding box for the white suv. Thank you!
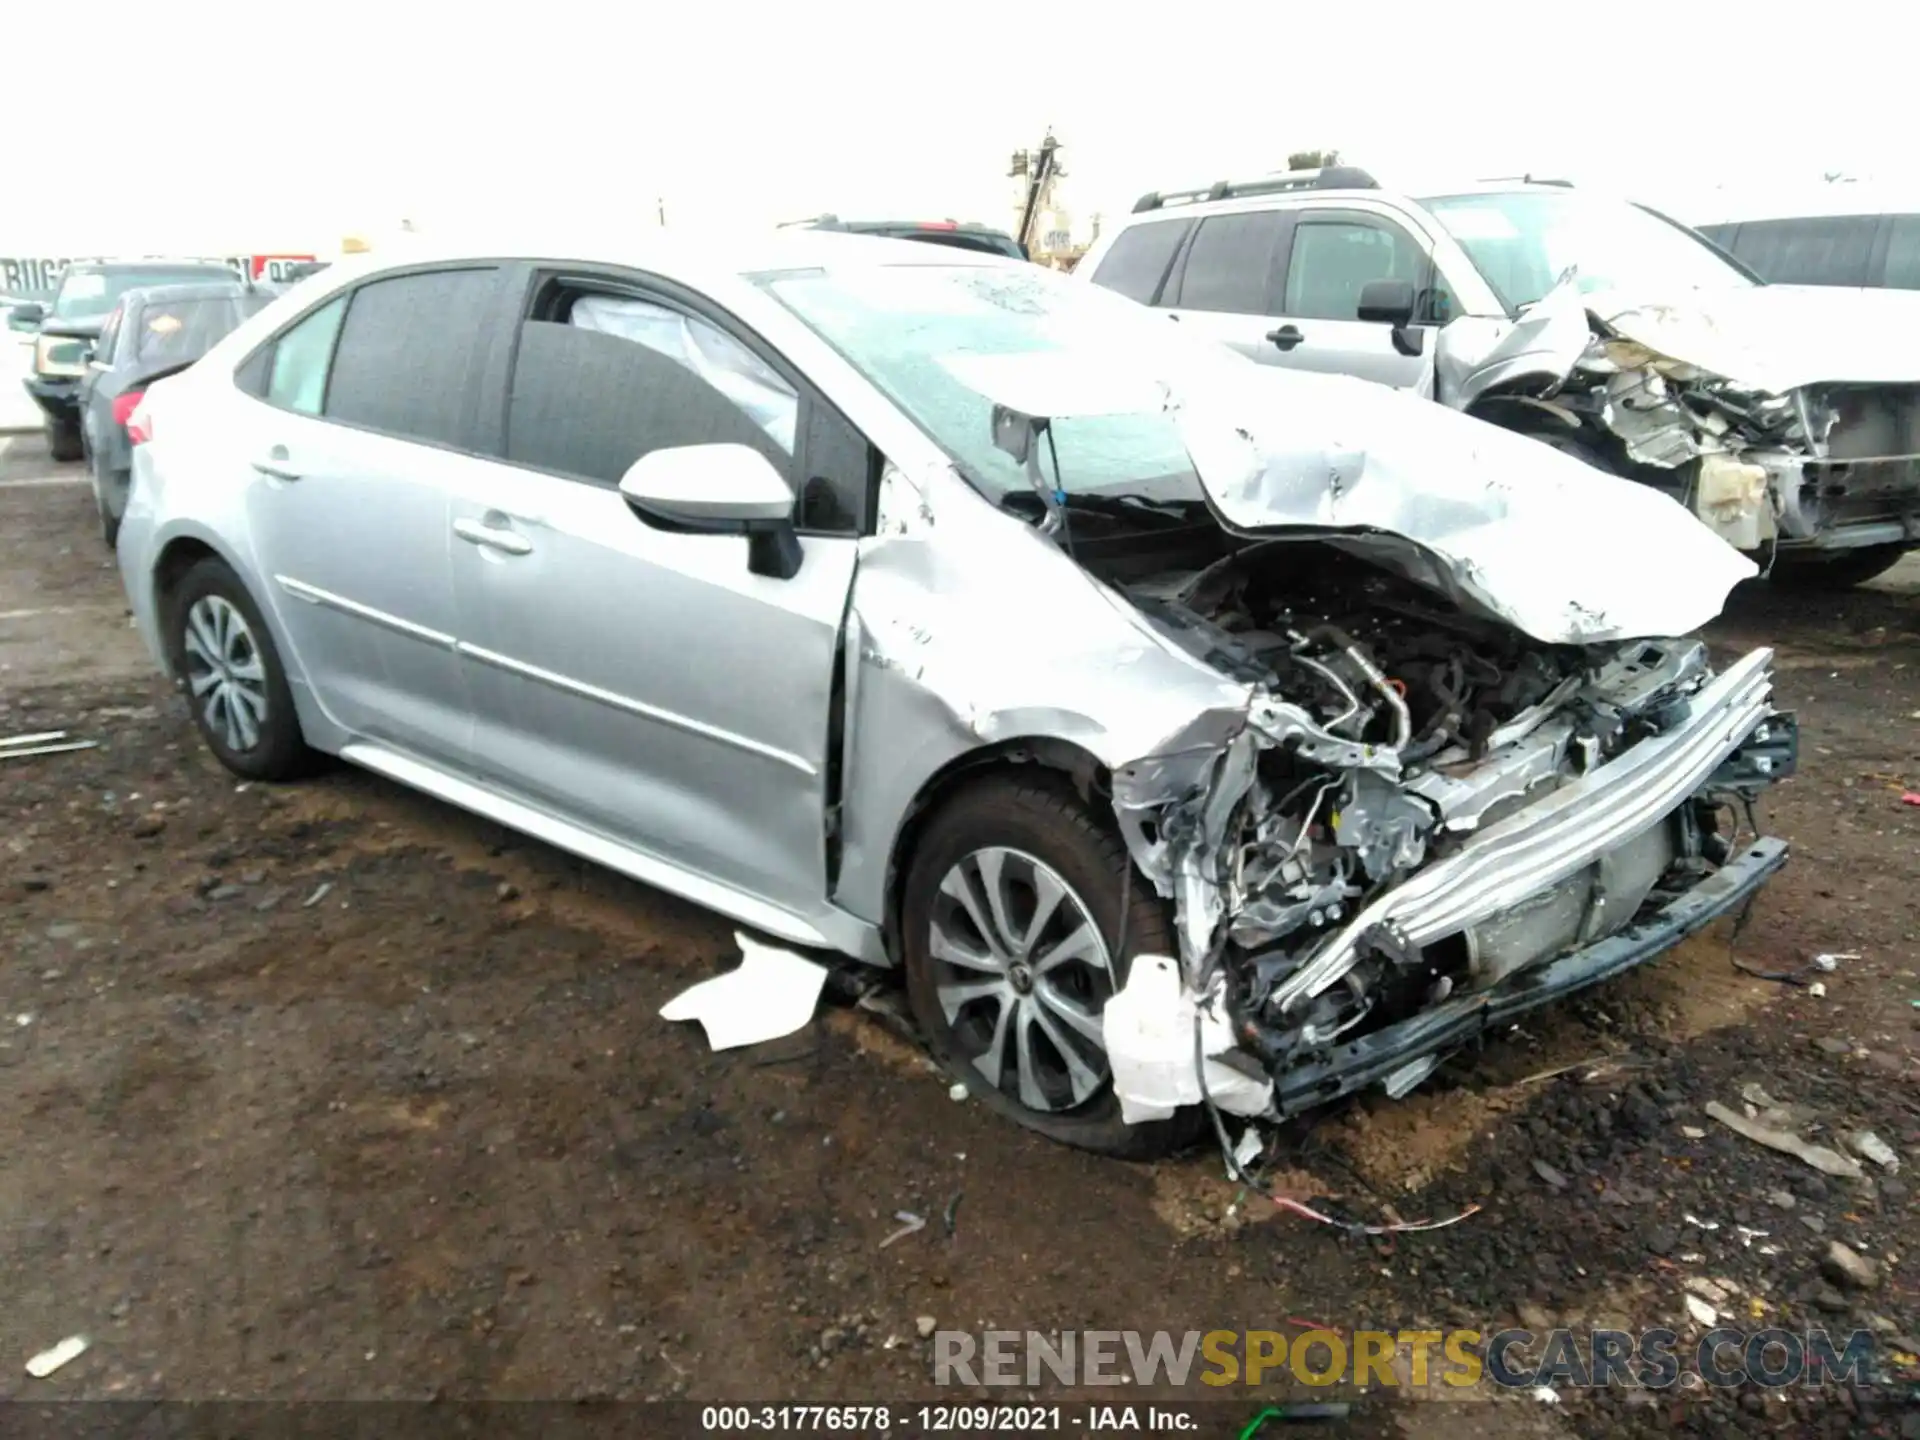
[1076,166,1920,588]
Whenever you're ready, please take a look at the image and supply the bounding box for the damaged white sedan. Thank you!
[118,233,1795,1159]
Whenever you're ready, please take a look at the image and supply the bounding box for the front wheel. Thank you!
[899,776,1204,1159]
[164,558,319,781]
[46,415,82,463]
[1766,544,1909,591]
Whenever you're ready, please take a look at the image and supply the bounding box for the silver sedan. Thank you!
[115,233,1795,1156]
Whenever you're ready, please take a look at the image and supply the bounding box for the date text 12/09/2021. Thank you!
[698,1404,1219,1432]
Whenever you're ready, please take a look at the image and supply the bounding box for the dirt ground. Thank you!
[1,431,1916,1437]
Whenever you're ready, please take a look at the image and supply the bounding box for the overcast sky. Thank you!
[16,0,1919,253]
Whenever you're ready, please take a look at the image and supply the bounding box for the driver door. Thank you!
[449,270,870,920]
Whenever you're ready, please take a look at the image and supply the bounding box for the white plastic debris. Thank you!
[26,1335,89,1378]
[1705,1101,1864,1179]
[1528,1387,1561,1405]
[659,932,829,1051]
[1232,1126,1264,1175]
[948,1082,969,1102]
[1685,1295,1719,1327]
[1101,955,1273,1124]
[301,882,333,909]
[1683,1213,1720,1231]
[1808,982,1827,998]
[1810,952,1857,972]
[878,1211,927,1249]
[1847,1132,1900,1173]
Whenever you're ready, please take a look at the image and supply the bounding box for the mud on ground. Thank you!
[2,434,1916,1437]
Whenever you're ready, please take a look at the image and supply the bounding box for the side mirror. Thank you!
[7,301,46,332]
[1356,279,1416,327]
[617,442,803,580]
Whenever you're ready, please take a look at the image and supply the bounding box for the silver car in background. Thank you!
[115,234,1795,1156]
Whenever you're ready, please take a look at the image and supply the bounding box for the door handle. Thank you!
[252,446,300,481]
[1265,325,1305,351]
[454,517,533,556]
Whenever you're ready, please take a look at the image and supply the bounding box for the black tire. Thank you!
[1766,544,1908,591]
[46,416,82,463]
[90,454,120,549]
[900,775,1206,1160]
[164,557,318,781]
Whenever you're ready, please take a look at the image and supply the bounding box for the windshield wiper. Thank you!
[1000,490,1199,527]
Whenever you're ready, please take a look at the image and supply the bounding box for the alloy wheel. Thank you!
[926,846,1117,1113]
[181,595,269,753]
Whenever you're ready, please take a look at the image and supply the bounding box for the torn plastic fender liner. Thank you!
[1102,954,1272,1124]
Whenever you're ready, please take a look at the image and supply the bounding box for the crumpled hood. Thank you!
[1589,283,1920,394]
[944,351,1754,646]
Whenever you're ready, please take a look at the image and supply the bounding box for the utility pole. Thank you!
[1009,130,1062,259]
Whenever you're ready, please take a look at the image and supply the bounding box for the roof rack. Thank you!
[1476,174,1575,188]
[1132,164,1380,214]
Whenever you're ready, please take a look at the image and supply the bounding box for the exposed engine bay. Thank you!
[1106,538,1793,1118]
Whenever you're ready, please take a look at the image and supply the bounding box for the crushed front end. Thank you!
[1108,544,1795,1120]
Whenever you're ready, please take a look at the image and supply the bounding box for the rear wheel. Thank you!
[46,415,82,463]
[1767,544,1908,591]
[89,453,120,548]
[164,558,318,781]
[899,775,1204,1159]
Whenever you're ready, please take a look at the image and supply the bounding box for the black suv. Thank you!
[22,259,237,460]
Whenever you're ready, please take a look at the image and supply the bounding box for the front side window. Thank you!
[1420,191,1756,313]
[1088,217,1194,305]
[1724,215,1877,287]
[95,304,125,366]
[1282,218,1425,321]
[266,295,348,416]
[133,294,270,366]
[322,268,498,448]
[1170,210,1287,315]
[503,292,799,492]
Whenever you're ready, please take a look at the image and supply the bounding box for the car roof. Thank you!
[122,280,261,306]
[1117,176,1580,224]
[313,227,1026,286]
[66,258,232,273]
[1690,186,1920,226]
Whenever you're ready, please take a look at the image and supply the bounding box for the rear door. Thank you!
[1263,208,1438,390]
[1157,208,1294,362]
[447,268,867,918]
[237,266,510,765]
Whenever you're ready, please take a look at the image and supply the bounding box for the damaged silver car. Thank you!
[117,234,1795,1158]
[1078,169,1920,589]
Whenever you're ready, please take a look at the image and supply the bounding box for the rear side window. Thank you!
[1169,211,1287,315]
[1088,218,1194,304]
[504,298,795,489]
[132,294,268,365]
[1724,216,1877,287]
[1283,217,1426,321]
[1882,216,1920,289]
[322,268,499,448]
[266,295,348,416]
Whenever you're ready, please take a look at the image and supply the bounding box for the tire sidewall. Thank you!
[899,780,1198,1158]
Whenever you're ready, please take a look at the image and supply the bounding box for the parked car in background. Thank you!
[27,259,238,459]
[1075,167,1920,588]
[114,233,1791,1155]
[781,214,1029,260]
[1692,193,1920,291]
[78,279,277,545]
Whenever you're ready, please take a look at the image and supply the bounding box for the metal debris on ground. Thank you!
[878,1211,927,1249]
[1811,951,1858,972]
[25,1335,89,1378]
[942,1192,963,1237]
[301,882,333,909]
[0,730,98,761]
[658,931,830,1052]
[1684,1294,1719,1327]
[1704,1100,1864,1178]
